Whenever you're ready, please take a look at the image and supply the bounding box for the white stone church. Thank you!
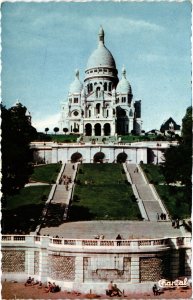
[59,26,142,137]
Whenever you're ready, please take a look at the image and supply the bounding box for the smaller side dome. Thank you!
[69,69,83,94]
[116,66,132,94]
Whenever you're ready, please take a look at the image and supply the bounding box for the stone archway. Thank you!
[104,123,111,136]
[93,152,105,163]
[71,152,83,163]
[85,123,92,136]
[117,152,128,163]
[95,123,101,136]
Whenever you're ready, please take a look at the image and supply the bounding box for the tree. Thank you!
[53,127,59,135]
[45,127,49,134]
[73,128,79,133]
[63,128,68,135]
[1,103,37,197]
[163,106,192,187]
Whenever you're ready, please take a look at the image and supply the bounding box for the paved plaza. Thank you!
[40,220,187,239]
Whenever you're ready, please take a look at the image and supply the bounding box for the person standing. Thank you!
[116,234,122,246]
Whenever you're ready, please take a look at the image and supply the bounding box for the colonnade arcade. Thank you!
[85,122,111,136]
[71,151,128,163]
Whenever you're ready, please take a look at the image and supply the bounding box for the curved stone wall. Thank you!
[1,235,191,293]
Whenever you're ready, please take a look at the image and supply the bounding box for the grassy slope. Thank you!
[3,186,51,233]
[70,164,141,220]
[141,164,191,219]
[141,164,166,184]
[5,186,51,210]
[30,163,62,183]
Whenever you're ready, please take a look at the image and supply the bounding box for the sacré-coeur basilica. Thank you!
[59,26,142,137]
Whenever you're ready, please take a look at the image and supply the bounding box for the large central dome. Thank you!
[86,26,116,70]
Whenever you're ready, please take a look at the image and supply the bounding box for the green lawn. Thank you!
[30,163,62,183]
[2,185,51,233]
[140,164,191,219]
[155,185,191,219]
[69,164,141,221]
[5,186,51,210]
[140,164,166,184]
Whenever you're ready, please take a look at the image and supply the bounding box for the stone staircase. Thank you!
[41,163,77,228]
[126,163,168,222]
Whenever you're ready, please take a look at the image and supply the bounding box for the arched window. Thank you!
[96,103,100,114]
[96,87,100,97]
[104,82,107,91]
[108,82,112,91]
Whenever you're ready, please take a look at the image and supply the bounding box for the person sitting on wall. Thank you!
[112,284,122,297]
[45,282,52,293]
[25,276,32,286]
[106,281,114,296]
[152,284,161,296]
[51,282,60,293]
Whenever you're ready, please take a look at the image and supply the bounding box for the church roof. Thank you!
[160,117,181,131]
[86,26,116,70]
[69,70,83,94]
[116,67,132,94]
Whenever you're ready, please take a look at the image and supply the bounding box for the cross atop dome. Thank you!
[75,69,79,79]
[98,25,105,45]
[122,66,127,78]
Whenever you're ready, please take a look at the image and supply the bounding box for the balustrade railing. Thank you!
[2,235,190,250]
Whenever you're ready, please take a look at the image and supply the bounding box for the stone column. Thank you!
[92,126,95,136]
[111,123,115,136]
[25,250,35,275]
[75,256,84,283]
[101,126,104,137]
[52,147,58,163]
[130,255,140,283]
[39,250,49,282]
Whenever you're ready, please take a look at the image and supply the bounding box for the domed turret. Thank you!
[86,26,116,70]
[69,69,83,94]
[116,66,132,94]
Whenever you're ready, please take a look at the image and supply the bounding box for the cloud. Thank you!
[88,17,164,34]
[32,112,61,133]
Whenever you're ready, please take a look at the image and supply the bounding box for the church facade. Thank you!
[59,27,142,137]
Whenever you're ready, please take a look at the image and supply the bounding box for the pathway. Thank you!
[125,163,168,222]
[40,163,77,229]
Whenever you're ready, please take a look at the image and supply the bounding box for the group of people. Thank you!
[106,281,122,297]
[24,277,42,288]
[45,281,60,293]
[24,277,60,293]
[172,218,180,229]
[61,175,72,190]
[157,213,167,221]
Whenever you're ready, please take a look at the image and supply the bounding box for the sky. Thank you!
[1,1,192,133]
